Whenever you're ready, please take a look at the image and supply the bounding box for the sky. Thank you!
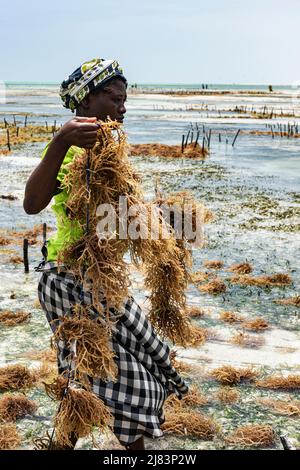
[0,0,300,84]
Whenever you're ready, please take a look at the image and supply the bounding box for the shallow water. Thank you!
[0,84,299,450]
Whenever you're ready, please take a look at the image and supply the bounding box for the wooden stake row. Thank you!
[265,122,299,138]
[185,123,242,150]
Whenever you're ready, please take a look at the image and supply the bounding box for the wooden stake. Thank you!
[185,131,190,148]
[280,434,296,450]
[208,129,212,148]
[23,238,29,273]
[232,129,240,147]
[194,131,200,148]
[181,135,185,153]
[6,128,11,151]
[43,223,47,244]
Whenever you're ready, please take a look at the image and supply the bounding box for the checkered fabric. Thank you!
[36,261,189,446]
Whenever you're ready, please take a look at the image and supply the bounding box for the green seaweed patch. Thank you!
[239,219,300,232]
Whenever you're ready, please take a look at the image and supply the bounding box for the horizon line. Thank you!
[2,81,294,87]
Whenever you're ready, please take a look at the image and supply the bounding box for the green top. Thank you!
[41,142,84,262]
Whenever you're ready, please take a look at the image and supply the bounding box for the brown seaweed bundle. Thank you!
[190,271,213,284]
[58,121,199,345]
[215,387,240,404]
[219,311,243,323]
[230,273,292,287]
[227,262,252,274]
[181,385,208,407]
[58,120,138,313]
[226,424,275,447]
[161,410,217,439]
[257,398,300,416]
[185,306,208,318]
[54,387,112,447]
[45,376,112,447]
[241,317,269,331]
[34,362,57,384]
[8,224,45,246]
[256,374,300,390]
[44,375,69,401]
[42,117,214,457]
[124,200,193,344]
[165,385,208,409]
[61,234,131,315]
[0,364,37,391]
[210,365,257,385]
[44,376,112,447]
[54,305,117,381]
[203,260,224,269]
[132,229,192,344]
[0,310,31,326]
[130,142,209,159]
[198,278,227,294]
[137,190,211,343]
[0,423,21,450]
[275,295,300,307]
[9,256,23,264]
[185,325,208,346]
[143,253,192,345]
[154,190,213,244]
[0,237,10,246]
[0,393,37,421]
[45,121,207,446]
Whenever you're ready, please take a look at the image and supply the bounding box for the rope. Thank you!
[47,150,91,450]
[86,150,91,236]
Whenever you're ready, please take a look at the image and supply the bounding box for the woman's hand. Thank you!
[57,116,100,149]
[24,117,101,214]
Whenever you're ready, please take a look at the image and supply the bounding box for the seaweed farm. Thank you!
[0,83,299,450]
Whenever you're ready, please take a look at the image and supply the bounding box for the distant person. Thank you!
[23,58,188,451]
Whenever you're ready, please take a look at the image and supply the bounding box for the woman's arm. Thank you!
[23,117,99,214]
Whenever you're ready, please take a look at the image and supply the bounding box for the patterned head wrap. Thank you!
[60,58,127,112]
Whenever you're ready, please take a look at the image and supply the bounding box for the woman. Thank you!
[24,58,188,450]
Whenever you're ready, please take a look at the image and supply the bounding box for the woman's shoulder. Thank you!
[41,141,84,184]
[41,141,83,162]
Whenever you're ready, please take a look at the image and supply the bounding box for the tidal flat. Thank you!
[0,83,299,450]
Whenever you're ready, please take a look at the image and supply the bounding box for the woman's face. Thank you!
[79,78,127,122]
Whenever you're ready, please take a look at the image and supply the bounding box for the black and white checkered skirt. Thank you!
[36,261,189,446]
